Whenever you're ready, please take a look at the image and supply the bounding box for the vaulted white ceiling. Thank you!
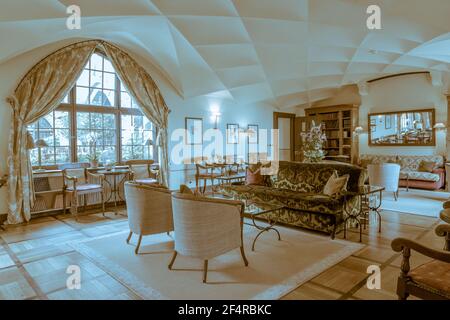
[1,0,450,109]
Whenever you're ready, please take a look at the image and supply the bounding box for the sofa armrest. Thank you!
[432,167,445,174]
[432,168,445,186]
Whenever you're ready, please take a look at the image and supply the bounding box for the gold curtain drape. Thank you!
[6,41,97,224]
[99,42,170,187]
[5,40,171,224]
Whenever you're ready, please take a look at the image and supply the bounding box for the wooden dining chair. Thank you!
[124,159,159,185]
[60,163,106,220]
[391,224,450,300]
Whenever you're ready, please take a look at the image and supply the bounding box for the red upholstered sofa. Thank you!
[359,154,445,191]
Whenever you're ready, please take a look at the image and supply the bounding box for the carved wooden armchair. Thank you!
[124,159,158,185]
[189,157,221,194]
[195,163,223,194]
[391,224,450,300]
[60,163,106,220]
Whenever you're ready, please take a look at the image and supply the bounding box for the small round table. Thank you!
[97,168,131,214]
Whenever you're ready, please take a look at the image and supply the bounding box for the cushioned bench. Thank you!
[359,154,445,190]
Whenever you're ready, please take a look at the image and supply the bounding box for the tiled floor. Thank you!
[0,207,444,300]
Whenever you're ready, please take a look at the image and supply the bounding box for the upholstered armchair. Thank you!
[124,159,158,185]
[367,163,401,200]
[169,192,248,283]
[61,163,106,220]
[391,224,450,300]
[124,182,173,254]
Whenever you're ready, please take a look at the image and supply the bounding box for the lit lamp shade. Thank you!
[354,126,364,134]
[433,123,446,130]
[35,139,49,148]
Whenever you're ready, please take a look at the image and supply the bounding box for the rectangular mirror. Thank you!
[368,109,435,146]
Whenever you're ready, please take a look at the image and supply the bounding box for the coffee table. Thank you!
[244,200,284,251]
[217,173,246,186]
[342,185,385,242]
[206,194,284,251]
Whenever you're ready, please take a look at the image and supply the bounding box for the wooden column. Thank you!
[447,95,450,160]
[446,95,450,191]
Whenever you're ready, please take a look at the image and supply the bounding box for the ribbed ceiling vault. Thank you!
[1,0,449,109]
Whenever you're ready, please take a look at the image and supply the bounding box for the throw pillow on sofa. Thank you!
[245,165,266,186]
[359,159,372,168]
[323,170,349,197]
[418,161,437,173]
[180,184,195,195]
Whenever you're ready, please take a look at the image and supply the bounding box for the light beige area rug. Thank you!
[382,189,449,217]
[71,225,363,300]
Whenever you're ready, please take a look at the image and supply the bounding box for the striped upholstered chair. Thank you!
[168,192,248,283]
[124,182,173,254]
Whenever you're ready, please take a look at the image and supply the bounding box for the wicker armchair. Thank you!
[124,159,158,185]
[60,163,106,220]
[169,192,248,283]
[391,224,450,300]
[124,182,173,254]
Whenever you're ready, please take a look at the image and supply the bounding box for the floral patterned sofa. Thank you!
[219,161,367,239]
[359,154,445,190]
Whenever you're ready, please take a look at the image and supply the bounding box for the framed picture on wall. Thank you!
[185,117,203,145]
[227,124,239,144]
[247,124,258,144]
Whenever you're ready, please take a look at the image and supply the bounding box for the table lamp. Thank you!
[145,138,153,159]
[35,139,48,171]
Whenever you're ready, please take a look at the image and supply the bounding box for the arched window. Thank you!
[29,52,156,166]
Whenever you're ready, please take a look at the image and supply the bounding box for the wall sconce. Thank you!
[210,104,221,129]
[433,123,446,131]
[353,126,364,135]
[213,113,221,129]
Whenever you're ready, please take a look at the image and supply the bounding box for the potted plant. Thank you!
[87,139,100,168]
[301,121,327,163]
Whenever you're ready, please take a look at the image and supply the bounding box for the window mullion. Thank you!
[53,113,56,165]
[116,74,122,163]
[71,87,78,163]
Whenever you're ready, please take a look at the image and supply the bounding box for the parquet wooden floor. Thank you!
[0,207,444,300]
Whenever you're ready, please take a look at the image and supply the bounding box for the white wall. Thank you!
[297,74,448,157]
[0,39,275,213]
